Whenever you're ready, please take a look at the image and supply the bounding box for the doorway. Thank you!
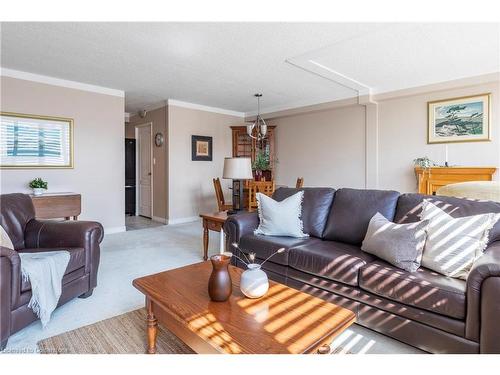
[135,123,153,218]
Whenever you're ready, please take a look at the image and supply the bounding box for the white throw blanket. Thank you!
[19,251,70,327]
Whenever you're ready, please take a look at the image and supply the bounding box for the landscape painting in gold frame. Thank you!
[428,93,490,144]
[0,112,74,169]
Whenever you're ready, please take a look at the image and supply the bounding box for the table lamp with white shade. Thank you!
[223,157,253,214]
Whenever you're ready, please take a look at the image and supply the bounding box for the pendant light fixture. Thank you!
[246,93,268,140]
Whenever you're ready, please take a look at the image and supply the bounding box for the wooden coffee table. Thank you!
[132,261,355,354]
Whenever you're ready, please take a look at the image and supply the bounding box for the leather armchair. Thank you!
[0,193,103,350]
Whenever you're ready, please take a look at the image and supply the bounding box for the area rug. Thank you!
[37,308,194,354]
[37,308,350,354]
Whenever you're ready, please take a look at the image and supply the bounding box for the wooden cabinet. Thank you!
[231,125,276,180]
[415,167,497,195]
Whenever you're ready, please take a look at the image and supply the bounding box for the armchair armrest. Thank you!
[1,246,20,347]
[24,219,104,249]
[466,241,500,351]
[0,246,21,305]
[24,219,104,290]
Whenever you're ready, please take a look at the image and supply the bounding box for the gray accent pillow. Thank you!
[361,212,429,272]
[254,191,308,238]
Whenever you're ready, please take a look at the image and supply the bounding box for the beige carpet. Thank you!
[37,308,350,354]
[38,308,194,354]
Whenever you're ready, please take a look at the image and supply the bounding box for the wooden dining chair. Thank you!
[296,177,304,189]
[213,178,232,211]
[248,180,276,212]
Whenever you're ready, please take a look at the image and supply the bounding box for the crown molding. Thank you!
[0,67,125,97]
[167,99,244,117]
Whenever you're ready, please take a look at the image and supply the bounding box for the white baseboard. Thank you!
[167,216,200,225]
[152,216,168,224]
[104,226,127,235]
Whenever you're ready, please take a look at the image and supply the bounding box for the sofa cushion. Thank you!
[272,187,335,238]
[359,260,466,319]
[395,193,500,244]
[289,240,376,286]
[238,234,318,266]
[323,188,400,245]
[19,247,86,292]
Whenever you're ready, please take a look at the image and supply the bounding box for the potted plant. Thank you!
[29,178,48,196]
[413,156,437,188]
[252,151,270,181]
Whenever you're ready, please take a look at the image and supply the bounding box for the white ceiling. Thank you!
[1,22,499,114]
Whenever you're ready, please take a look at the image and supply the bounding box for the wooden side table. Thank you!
[199,211,228,261]
[30,192,81,220]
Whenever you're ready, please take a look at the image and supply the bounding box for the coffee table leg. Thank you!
[203,223,209,261]
[146,300,158,354]
[317,344,331,354]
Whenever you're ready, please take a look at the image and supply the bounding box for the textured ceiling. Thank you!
[1,22,499,114]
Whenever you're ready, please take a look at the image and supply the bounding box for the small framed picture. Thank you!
[428,93,491,144]
[191,135,213,161]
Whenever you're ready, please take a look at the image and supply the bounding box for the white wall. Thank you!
[0,76,125,233]
[167,105,242,222]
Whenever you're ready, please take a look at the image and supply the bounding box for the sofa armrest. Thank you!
[24,219,104,290]
[223,212,259,245]
[466,241,500,350]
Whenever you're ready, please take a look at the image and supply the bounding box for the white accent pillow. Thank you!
[1,225,14,250]
[254,191,308,238]
[420,200,500,279]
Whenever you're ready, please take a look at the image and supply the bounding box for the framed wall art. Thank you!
[428,93,491,144]
[191,135,212,161]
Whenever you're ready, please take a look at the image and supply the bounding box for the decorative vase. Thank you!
[32,188,45,196]
[240,264,269,299]
[208,254,232,302]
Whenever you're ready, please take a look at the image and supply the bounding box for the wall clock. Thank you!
[154,132,164,147]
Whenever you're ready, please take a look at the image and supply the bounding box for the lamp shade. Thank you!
[222,157,253,180]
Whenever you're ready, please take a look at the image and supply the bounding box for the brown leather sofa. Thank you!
[224,187,500,353]
[0,193,104,350]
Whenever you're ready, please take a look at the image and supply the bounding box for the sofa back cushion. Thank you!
[272,187,335,238]
[395,193,500,244]
[0,193,35,250]
[323,188,400,245]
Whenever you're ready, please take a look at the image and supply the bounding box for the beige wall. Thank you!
[168,105,242,222]
[0,76,125,232]
[271,105,366,189]
[377,81,499,192]
[262,76,499,193]
[126,106,168,220]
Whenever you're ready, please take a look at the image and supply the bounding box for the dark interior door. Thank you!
[125,138,136,215]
